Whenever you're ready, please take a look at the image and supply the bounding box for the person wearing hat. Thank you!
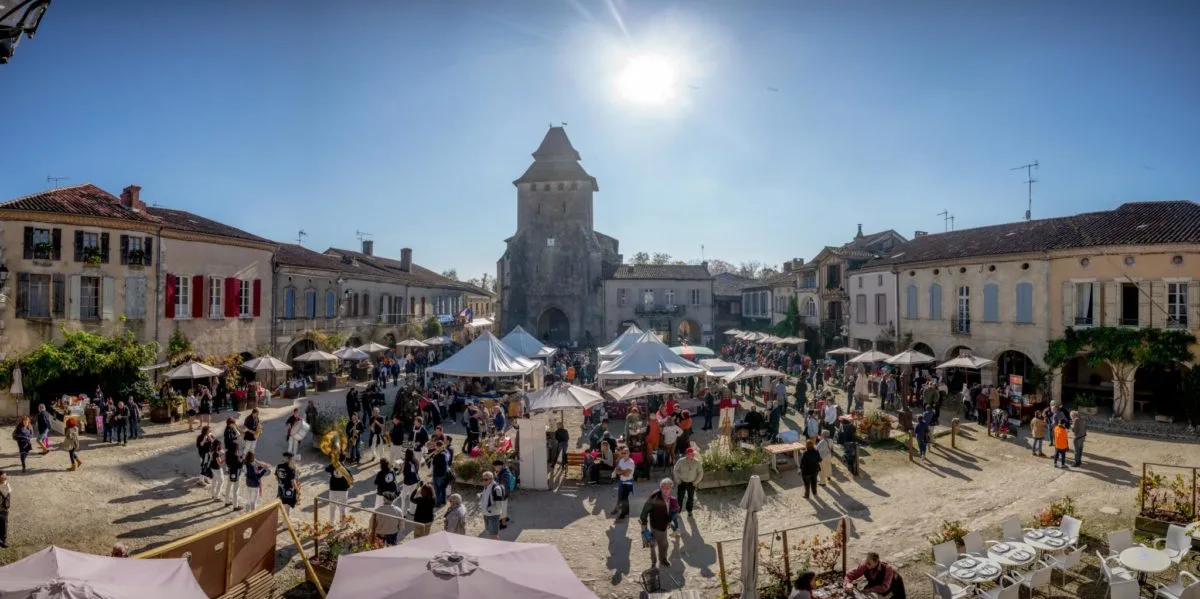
[639,478,676,568]
[672,446,704,516]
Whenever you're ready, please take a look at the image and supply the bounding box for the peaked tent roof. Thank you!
[598,324,646,358]
[597,332,707,380]
[427,331,538,378]
[501,325,557,358]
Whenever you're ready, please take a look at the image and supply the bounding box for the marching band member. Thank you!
[222,417,241,458]
[346,413,365,464]
[400,447,421,516]
[209,440,226,501]
[388,416,405,462]
[242,451,270,511]
[224,440,243,509]
[369,407,386,461]
[242,408,261,457]
[275,452,300,518]
[373,457,400,507]
[285,408,303,461]
[325,451,352,522]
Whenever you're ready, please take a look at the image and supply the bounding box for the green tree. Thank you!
[167,327,193,363]
[772,297,800,336]
[423,316,444,339]
[441,268,458,281]
[632,252,650,265]
[651,253,672,265]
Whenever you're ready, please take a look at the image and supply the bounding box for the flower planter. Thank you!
[149,406,173,424]
[697,463,772,490]
[311,563,336,590]
[1135,514,1200,549]
[866,424,891,443]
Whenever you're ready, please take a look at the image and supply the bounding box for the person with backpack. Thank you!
[478,471,505,540]
[492,460,514,529]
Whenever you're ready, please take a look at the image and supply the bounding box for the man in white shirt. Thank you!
[815,430,834,485]
[823,402,839,434]
[774,379,788,413]
[479,471,505,540]
[611,447,636,521]
[661,421,683,466]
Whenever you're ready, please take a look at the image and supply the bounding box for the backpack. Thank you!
[491,481,508,503]
[503,468,516,492]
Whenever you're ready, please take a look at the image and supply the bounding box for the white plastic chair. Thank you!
[962,531,987,558]
[1006,564,1053,598]
[975,577,1020,599]
[1098,551,1137,590]
[934,541,960,577]
[1154,571,1200,599]
[1107,529,1144,557]
[1043,544,1087,587]
[1152,524,1193,570]
[1001,515,1023,542]
[1110,580,1143,599]
[929,573,975,599]
[1058,515,1082,547]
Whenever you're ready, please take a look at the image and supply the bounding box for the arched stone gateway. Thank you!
[346,336,364,348]
[537,307,570,344]
[946,345,972,361]
[382,332,397,347]
[996,350,1035,392]
[677,319,701,345]
[911,342,935,357]
[285,338,317,362]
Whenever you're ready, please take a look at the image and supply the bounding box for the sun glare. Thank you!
[614,54,679,106]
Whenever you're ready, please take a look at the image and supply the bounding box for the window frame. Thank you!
[283,286,296,319]
[305,288,318,319]
[31,228,52,259]
[855,294,868,324]
[209,276,224,319]
[691,289,702,305]
[175,274,191,320]
[874,293,887,324]
[79,275,102,321]
[1167,282,1188,328]
[239,279,252,318]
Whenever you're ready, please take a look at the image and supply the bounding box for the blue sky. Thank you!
[3,0,1198,280]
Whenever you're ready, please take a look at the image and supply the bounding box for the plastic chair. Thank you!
[975,577,1020,599]
[929,573,975,599]
[1007,564,1053,598]
[962,531,987,558]
[1001,515,1023,543]
[1044,544,1087,587]
[934,541,960,577]
[1110,580,1143,599]
[1058,515,1082,547]
[1098,551,1137,591]
[1152,524,1193,570]
[1107,529,1144,557]
[1154,571,1200,599]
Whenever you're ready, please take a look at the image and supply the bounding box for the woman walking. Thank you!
[444,493,468,534]
[196,426,215,484]
[185,390,199,432]
[208,440,226,501]
[11,417,34,473]
[799,439,822,499]
[400,447,421,516]
[198,386,213,425]
[63,417,82,471]
[410,483,436,537]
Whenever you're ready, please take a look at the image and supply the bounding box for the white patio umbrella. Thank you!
[8,366,22,396]
[848,350,893,364]
[739,475,766,599]
[780,337,807,345]
[327,531,599,599]
[725,366,787,384]
[524,383,603,413]
[357,342,390,353]
[937,354,996,370]
[334,347,370,361]
[293,350,340,363]
[164,361,224,380]
[885,350,936,366]
[240,356,292,373]
[605,380,686,402]
[825,347,861,356]
[723,328,744,335]
[0,546,207,599]
[396,338,428,349]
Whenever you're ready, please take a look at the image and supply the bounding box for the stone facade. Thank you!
[601,264,715,345]
[497,127,620,346]
[848,267,899,352]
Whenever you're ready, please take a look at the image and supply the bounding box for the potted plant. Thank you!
[34,241,54,259]
[857,410,893,442]
[1074,393,1098,415]
[83,246,103,266]
[127,248,146,265]
[698,445,770,489]
[148,394,181,424]
[296,518,381,588]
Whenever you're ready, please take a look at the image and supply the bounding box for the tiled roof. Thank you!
[712,273,752,296]
[512,127,598,190]
[325,248,482,293]
[275,243,386,275]
[0,183,268,244]
[532,127,580,161]
[871,201,1200,266]
[608,264,712,280]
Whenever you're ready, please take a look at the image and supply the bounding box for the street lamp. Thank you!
[1,0,51,65]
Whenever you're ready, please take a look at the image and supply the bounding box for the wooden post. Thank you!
[1193,468,1197,520]
[223,527,236,594]
[781,530,792,584]
[717,541,728,595]
[1140,463,1147,515]
[840,517,848,575]
[951,418,959,449]
[313,497,321,560]
[280,505,327,599]
[907,434,914,463]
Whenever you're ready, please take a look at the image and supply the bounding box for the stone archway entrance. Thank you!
[677,319,701,345]
[537,307,570,344]
[996,350,1035,392]
[911,342,935,357]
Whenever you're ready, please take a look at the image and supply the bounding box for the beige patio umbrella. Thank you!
[848,350,893,364]
[885,350,935,366]
[605,380,685,402]
[164,361,224,380]
[396,338,428,349]
[936,354,996,370]
[825,347,861,357]
[356,342,390,353]
[739,475,766,599]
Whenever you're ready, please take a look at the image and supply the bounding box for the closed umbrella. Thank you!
[739,475,766,599]
[8,366,22,396]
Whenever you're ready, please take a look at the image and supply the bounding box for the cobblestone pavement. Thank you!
[0,385,1192,599]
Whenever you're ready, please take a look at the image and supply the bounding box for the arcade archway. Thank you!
[911,342,935,357]
[537,307,570,344]
[677,319,701,344]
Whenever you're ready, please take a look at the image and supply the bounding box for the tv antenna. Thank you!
[297,230,307,246]
[46,175,70,188]
[355,230,372,243]
[1011,160,1039,220]
[937,210,955,232]
[700,244,706,262]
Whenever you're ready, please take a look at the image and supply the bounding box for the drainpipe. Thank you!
[153,226,164,353]
[1043,253,1053,402]
[892,266,902,349]
[270,256,279,354]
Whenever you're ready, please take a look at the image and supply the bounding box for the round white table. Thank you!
[988,541,1039,567]
[949,557,1004,585]
[1023,529,1071,552]
[1118,546,1171,584]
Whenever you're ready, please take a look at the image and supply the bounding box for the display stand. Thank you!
[517,414,549,490]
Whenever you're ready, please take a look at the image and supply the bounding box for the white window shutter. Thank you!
[102,276,115,320]
[1090,282,1101,324]
[1061,281,1073,330]
[1188,281,1199,329]
[1138,282,1152,328]
[68,274,81,320]
[1103,282,1119,326]
[1149,281,1166,328]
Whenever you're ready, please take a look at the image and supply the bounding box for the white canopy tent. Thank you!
[605,380,687,402]
[466,317,494,329]
[427,331,538,378]
[597,324,647,360]
[524,383,604,413]
[500,325,557,359]
[0,546,207,599]
[596,332,707,380]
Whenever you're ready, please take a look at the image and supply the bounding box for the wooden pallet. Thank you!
[217,570,276,599]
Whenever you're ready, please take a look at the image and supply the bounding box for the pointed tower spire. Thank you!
[513,126,598,190]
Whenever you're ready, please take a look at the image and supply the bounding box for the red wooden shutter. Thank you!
[192,275,204,318]
[225,278,239,317]
[164,274,177,319]
[252,279,262,317]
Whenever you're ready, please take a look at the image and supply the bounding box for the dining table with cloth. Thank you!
[987,541,1039,568]
[948,556,1005,585]
[1023,528,1071,553]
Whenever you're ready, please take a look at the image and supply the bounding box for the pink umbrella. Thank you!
[327,531,598,599]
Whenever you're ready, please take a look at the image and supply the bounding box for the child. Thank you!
[1052,422,1070,468]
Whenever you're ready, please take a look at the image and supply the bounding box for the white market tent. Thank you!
[597,324,646,360]
[500,325,557,359]
[597,332,707,380]
[606,380,687,402]
[0,546,207,599]
[427,331,538,378]
[466,317,494,329]
[524,383,604,413]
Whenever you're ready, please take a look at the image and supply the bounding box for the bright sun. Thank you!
[614,54,679,106]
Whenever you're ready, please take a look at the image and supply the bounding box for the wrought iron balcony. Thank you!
[1073,316,1094,326]
[1165,316,1189,329]
[950,314,971,335]
[635,303,685,316]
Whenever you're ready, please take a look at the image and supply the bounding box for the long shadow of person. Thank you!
[680,516,718,578]
[607,520,631,585]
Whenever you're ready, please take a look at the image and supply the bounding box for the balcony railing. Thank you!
[635,303,686,316]
[1119,317,1139,327]
[1166,316,1189,329]
[1073,316,1094,326]
[950,314,971,335]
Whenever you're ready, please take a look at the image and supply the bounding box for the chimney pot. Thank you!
[120,185,145,212]
[362,239,374,256]
[856,224,864,239]
[914,230,928,237]
[400,248,413,272]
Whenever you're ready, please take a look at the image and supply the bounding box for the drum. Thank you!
[290,420,311,442]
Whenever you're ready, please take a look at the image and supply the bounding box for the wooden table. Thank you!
[763,441,806,473]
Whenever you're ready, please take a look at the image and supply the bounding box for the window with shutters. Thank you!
[326,290,336,318]
[618,288,627,307]
[1015,282,1034,324]
[905,284,918,319]
[983,284,999,323]
[1120,283,1139,326]
[283,287,296,319]
[31,228,52,259]
[125,277,147,319]
[361,292,369,317]
[642,289,654,305]
[18,274,52,318]
[875,293,887,324]
[79,276,101,320]
[691,289,702,305]
[124,236,147,264]
[954,286,970,334]
[305,289,317,319]
[1167,282,1188,328]
[1074,282,1097,326]
[855,294,867,323]
[209,277,223,318]
[804,297,816,316]
[175,275,190,319]
[664,289,675,305]
[929,283,943,320]
[240,279,252,317]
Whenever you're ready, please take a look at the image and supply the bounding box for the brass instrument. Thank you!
[255,421,263,440]
[319,429,355,485]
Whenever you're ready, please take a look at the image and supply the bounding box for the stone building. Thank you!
[601,263,715,345]
[808,226,906,347]
[496,127,621,346]
[712,272,749,335]
[847,268,899,352]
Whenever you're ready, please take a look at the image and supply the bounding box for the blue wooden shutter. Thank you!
[1016,283,1033,324]
[284,287,295,319]
[906,284,918,319]
[929,283,942,319]
[983,284,999,322]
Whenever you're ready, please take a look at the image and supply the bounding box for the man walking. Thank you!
[672,447,704,516]
[639,479,675,568]
[611,447,636,521]
[815,430,834,486]
[1070,410,1086,467]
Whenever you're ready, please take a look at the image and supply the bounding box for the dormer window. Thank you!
[547,237,555,247]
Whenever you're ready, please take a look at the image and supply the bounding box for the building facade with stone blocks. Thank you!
[847,267,899,353]
[602,264,714,345]
[497,127,621,347]
[712,273,749,335]
[739,280,773,330]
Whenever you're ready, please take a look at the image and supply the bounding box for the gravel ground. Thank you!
[0,385,1193,599]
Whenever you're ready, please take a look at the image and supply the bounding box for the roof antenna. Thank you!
[297,230,307,246]
[949,214,955,231]
[355,230,372,243]
[937,210,950,232]
[700,244,706,262]
[47,176,70,188]
[1011,160,1039,220]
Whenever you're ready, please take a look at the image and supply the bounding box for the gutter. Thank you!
[271,255,279,354]
[892,266,902,349]
[154,226,164,352]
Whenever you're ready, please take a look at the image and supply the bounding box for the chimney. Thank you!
[856,224,864,239]
[120,185,145,212]
[362,239,374,256]
[914,230,929,238]
[400,248,412,272]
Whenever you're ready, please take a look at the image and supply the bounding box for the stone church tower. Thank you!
[497,127,621,346]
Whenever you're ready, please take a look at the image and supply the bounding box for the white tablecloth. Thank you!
[1118,546,1171,575]
[949,557,1004,584]
[1023,528,1070,552]
[988,541,1039,567]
